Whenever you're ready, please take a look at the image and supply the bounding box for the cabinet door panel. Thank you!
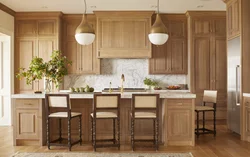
[214,37,227,93]
[37,39,56,91]
[227,2,234,38]
[232,0,240,36]
[37,20,56,36]
[16,109,39,139]
[16,20,37,37]
[194,37,211,93]
[16,38,38,93]
[246,107,250,135]
[167,109,192,140]
[65,40,79,74]
[214,19,227,37]
[169,21,186,38]
[193,20,212,36]
[150,43,171,74]
[170,39,187,73]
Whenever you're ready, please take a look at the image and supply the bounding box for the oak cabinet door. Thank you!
[193,20,213,36]
[214,19,227,37]
[246,107,250,136]
[227,0,240,39]
[97,17,152,58]
[167,109,192,140]
[194,37,211,93]
[16,109,39,139]
[16,20,37,37]
[37,20,57,36]
[15,38,38,93]
[227,2,234,38]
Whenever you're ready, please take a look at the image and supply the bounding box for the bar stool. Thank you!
[131,94,160,151]
[45,94,82,151]
[91,93,121,151]
[195,90,217,138]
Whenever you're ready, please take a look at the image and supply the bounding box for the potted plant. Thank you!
[143,77,158,90]
[16,50,72,93]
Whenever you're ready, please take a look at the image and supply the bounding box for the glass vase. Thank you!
[44,77,52,93]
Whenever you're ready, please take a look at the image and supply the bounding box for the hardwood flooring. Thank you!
[1,125,250,157]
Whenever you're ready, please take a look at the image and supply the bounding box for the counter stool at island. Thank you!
[91,94,121,151]
[195,90,217,138]
[131,94,160,151]
[45,94,82,151]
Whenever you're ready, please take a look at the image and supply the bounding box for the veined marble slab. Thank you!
[12,91,196,99]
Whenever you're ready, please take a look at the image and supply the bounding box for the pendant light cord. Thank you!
[157,0,159,13]
[84,0,87,14]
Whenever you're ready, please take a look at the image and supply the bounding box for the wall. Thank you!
[64,59,187,91]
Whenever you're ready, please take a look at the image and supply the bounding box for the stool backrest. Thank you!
[203,90,217,103]
[93,93,121,118]
[45,94,71,118]
[131,94,159,117]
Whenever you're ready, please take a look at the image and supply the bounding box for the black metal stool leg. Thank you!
[113,118,116,144]
[153,119,156,144]
[214,110,216,137]
[203,111,205,133]
[131,118,135,151]
[79,116,82,145]
[59,118,62,143]
[155,118,159,151]
[117,118,120,150]
[196,111,199,138]
[93,118,96,152]
[68,118,72,151]
[47,118,50,150]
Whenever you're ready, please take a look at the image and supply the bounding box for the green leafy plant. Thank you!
[143,77,158,86]
[16,50,72,89]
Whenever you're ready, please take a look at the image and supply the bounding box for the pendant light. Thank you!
[75,0,95,45]
[148,0,168,45]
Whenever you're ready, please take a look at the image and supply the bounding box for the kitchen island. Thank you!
[12,91,196,147]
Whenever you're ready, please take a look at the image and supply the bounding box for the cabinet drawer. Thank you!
[166,99,193,108]
[15,99,39,109]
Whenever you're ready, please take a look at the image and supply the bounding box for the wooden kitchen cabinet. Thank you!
[242,96,250,142]
[227,0,241,40]
[62,15,100,74]
[95,11,153,58]
[187,11,227,120]
[165,99,195,146]
[149,14,187,74]
[15,12,62,93]
[13,99,44,146]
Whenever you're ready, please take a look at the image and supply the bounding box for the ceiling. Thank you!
[0,0,226,14]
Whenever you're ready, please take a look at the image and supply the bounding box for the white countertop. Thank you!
[12,90,196,99]
[243,93,250,97]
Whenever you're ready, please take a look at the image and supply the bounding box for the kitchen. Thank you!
[0,0,250,157]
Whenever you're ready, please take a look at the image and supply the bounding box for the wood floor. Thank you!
[1,125,250,157]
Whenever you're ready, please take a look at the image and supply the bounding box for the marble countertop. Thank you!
[243,93,250,97]
[12,90,196,99]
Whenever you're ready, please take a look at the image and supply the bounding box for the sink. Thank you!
[102,88,146,92]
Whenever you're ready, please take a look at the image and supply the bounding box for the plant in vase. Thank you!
[143,77,158,90]
[16,50,72,93]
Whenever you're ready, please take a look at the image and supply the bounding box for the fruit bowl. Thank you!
[154,87,162,90]
[166,85,181,90]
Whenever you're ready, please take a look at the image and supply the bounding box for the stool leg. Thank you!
[47,118,50,150]
[79,116,82,145]
[113,118,116,144]
[93,118,96,152]
[131,118,135,151]
[68,119,71,151]
[203,111,205,133]
[214,110,216,137]
[91,116,93,146]
[153,119,156,144]
[155,118,159,151]
[59,118,62,143]
[117,118,120,150]
[196,111,199,138]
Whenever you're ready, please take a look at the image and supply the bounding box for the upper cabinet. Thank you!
[226,0,241,40]
[149,14,187,74]
[62,15,100,74]
[95,11,153,58]
[15,12,62,93]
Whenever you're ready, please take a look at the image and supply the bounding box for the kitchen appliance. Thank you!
[227,36,241,134]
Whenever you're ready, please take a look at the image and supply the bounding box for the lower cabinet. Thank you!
[165,99,195,146]
[243,96,250,142]
[13,99,44,146]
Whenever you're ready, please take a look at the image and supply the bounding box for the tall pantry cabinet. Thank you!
[186,11,227,120]
[15,12,62,93]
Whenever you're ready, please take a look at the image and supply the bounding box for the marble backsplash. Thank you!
[64,59,187,91]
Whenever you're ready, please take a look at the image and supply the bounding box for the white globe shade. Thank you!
[75,33,95,45]
[148,33,169,45]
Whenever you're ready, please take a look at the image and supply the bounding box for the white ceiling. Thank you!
[0,0,226,14]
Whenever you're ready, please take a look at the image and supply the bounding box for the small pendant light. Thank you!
[75,0,95,45]
[148,0,169,45]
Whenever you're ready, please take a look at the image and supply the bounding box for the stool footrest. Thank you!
[95,144,120,148]
[134,139,155,143]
